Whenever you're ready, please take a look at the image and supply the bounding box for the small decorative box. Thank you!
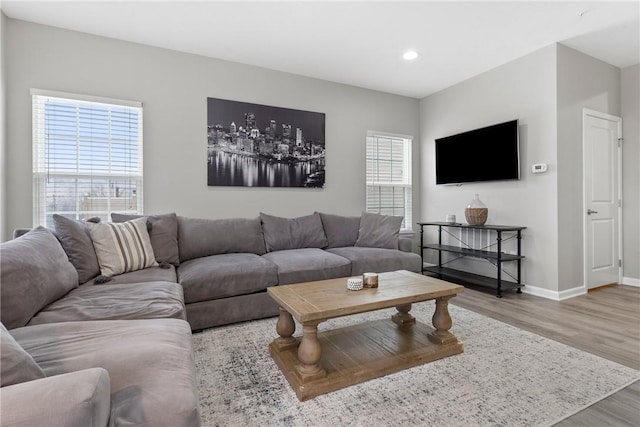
[346,277,364,291]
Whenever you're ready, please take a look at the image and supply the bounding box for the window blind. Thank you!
[32,91,143,228]
[365,132,412,230]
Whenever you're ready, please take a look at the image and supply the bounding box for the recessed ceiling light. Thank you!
[403,50,419,61]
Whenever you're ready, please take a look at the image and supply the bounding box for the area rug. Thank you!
[192,304,639,427]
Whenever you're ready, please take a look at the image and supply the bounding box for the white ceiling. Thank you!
[2,1,639,98]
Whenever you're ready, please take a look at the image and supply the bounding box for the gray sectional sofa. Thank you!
[0,210,421,426]
[45,210,420,331]
[162,211,420,330]
[1,227,200,427]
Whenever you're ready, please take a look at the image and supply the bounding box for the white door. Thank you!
[583,109,622,289]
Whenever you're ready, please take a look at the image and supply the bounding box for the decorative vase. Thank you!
[465,194,488,225]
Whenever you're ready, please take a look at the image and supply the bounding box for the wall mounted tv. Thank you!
[435,119,520,185]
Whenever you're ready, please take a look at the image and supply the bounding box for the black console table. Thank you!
[418,222,526,297]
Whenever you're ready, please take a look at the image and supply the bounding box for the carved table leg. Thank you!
[428,296,458,344]
[392,303,416,326]
[296,321,326,381]
[274,307,297,350]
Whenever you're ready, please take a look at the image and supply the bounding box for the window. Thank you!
[366,131,412,231]
[32,89,143,228]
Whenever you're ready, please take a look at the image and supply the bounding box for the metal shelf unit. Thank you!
[418,222,526,298]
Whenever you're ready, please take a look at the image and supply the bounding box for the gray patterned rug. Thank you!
[192,303,639,427]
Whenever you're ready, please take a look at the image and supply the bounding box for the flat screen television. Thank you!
[435,119,520,185]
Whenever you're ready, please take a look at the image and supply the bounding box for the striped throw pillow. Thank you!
[87,218,158,277]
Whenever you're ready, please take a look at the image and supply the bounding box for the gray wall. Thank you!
[419,43,633,295]
[1,12,6,241]
[621,64,640,281]
[556,44,621,291]
[420,45,559,293]
[4,18,420,240]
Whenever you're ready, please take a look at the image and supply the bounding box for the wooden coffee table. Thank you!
[267,270,464,400]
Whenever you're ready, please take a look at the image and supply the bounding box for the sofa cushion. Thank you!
[178,253,278,303]
[52,214,101,283]
[327,247,422,276]
[260,212,328,252]
[81,265,177,286]
[318,212,361,248]
[355,212,403,249]
[28,281,186,326]
[178,216,266,261]
[111,213,180,266]
[0,227,78,329]
[11,319,201,427]
[262,248,352,285]
[87,218,158,277]
[186,293,279,331]
[1,323,46,387]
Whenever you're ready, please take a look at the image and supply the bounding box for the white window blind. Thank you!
[32,90,143,228]
[366,132,412,231]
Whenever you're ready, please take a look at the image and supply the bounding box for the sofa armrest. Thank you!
[0,368,111,427]
[398,237,413,252]
[12,228,32,239]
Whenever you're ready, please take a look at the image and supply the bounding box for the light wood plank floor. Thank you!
[451,284,640,426]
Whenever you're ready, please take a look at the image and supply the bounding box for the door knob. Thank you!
[587,209,598,215]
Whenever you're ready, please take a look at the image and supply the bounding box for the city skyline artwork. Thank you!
[207,97,326,188]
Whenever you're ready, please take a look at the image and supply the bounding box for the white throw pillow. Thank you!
[87,218,158,277]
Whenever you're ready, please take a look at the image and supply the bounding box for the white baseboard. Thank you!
[557,286,588,300]
[524,280,640,299]
[622,276,640,287]
[521,284,586,301]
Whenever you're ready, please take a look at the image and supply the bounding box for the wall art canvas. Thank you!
[207,97,326,188]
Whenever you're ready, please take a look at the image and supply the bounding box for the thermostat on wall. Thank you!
[531,163,548,174]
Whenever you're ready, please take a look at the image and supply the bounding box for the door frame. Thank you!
[582,108,623,290]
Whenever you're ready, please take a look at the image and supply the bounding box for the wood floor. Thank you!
[451,284,640,426]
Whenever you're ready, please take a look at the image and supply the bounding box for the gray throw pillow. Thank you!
[260,212,329,252]
[318,212,361,248]
[1,323,46,387]
[178,216,267,261]
[111,213,180,266]
[354,212,403,250]
[52,214,101,284]
[0,227,78,329]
